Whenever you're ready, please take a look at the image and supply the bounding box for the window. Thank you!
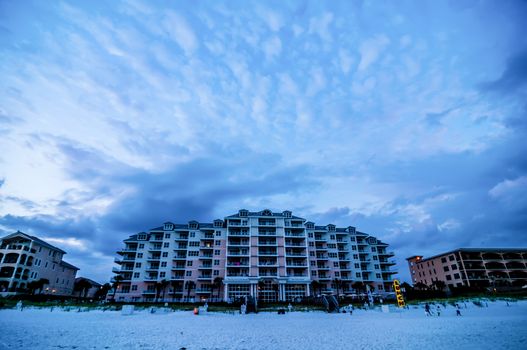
[187,261,193,266]
[186,271,192,276]
[213,270,219,276]
[443,266,449,272]
[311,271,317,276]
[308,233,313,238]
[56,278,59,283]
[214,260,220,265]
[453,273,460,279]
[52,264,55,270]
[161,262,167,267]
[163,242,169,248]
[373,256,378,260]
[214,250,221,255]
[374,264,379,269]
[190,232,195,237]
[134,272,140,278]
[451,264,458,270]
[354,263,360,268]
[160,272,166,278]
[335,272,340,277]
[139,244,144,249]
[135,263,142,268]
[310,252,315,256]
[376,273,381,278]
[371,247,376,252]
[350,236,355,241]
[165,233,171,239]
[189,242,200,247]
[351,246,357,251]
[309,242,314,247]
[330,235,335,240]
[333,262,339,267]
[137,253,143,258]
[446,275,452,281]
[138,234,147,240]
[356,272,361,278]
[449,255,455,261]
[45,262,48,268]
[162,252,168,257]
[311,261,316,266]
[441,257,447,263]
[215,240,221,246]
[353,254,358,259]
[328,243,336,249]
[188,251,199,256]
[329,253,337,258]
[132,285,138,291]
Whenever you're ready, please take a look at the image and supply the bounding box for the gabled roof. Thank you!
[60,260,80,270]
[75,277,101,286]
[0,231,66,254]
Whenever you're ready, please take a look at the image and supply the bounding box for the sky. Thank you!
[1,0,526,284]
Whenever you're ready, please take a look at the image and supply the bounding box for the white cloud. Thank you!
[437,219,461,232]
[358,35,390,71]
[308,12,334,42]
[339,49,354,74]
[259,8,283,32]
[163,11,198,55]
[262,36,282,60]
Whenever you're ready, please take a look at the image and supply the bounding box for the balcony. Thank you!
[173,254,187,260]
[198,275,212,280]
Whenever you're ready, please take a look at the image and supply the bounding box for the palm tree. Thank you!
[170,280,182,301]
[351,281,365,294]
[94,283,111,300]
[310,280,321,296]
[333,278,343,299]
[185,280,195,302]
[432,280,447,291]
[111,275,123,300]
[74,279,93,299]
[414,282,428,290]
[213,277,224,301]
[155,279,169,302]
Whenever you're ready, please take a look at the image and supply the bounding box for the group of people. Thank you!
[424,302,462,316]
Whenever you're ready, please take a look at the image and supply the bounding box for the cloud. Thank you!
[480,49,527,93]
[308,12,334,42]
[358,35,390,71]
[262,36,282,60]
[162,11,198,55]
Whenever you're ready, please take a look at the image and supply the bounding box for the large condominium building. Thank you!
[0,231,79,295]
[407,248,527,289]
[112,209,397,302]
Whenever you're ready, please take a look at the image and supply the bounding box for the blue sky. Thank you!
[1,0,526,283]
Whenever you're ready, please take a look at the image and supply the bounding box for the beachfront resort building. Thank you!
[0,231,79,296]
[111,209,397,302]
[407,248,527,289]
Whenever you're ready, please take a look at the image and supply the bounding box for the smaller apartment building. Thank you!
[0,231,79,295]
[407,248,527,289]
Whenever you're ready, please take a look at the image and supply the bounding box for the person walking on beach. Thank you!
[436,305,441,316]
[456,304,462,316]
[425,303,432,316]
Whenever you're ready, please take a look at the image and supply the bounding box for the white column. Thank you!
[223,283,228,302]
[305,283,310,297]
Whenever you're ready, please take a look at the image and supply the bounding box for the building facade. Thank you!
[407,248,527,289]
[73,277,102,299]
[0,231,79,295]
[112,209,397,302]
